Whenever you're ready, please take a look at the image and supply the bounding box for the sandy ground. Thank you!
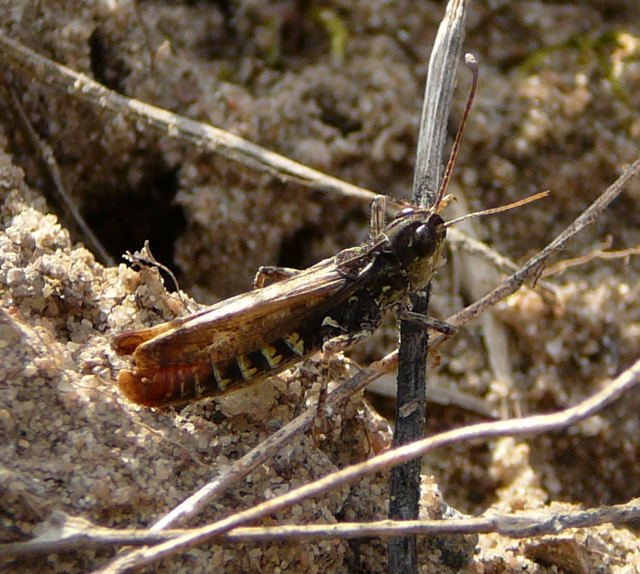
[1,1,640,572]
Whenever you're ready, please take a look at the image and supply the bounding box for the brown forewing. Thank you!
[113,246,379,371]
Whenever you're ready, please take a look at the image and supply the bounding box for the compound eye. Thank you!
[414,223,436,257]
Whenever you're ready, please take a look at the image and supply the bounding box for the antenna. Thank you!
[434,53,479,212]
[446,190,550,227]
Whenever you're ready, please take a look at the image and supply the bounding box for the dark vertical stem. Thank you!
[388,1,468,572]
[388,289,430,572]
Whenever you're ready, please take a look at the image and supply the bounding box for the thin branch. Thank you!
[543,240,640,277]
[123,240,183,299]
[90,356,640,573]
[0,73,114,266]
[0,32,380,205]
[3,499,639,557]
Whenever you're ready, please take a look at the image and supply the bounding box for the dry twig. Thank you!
[0,73,114,266]
[0,32,379,205]
[3,498,639,557]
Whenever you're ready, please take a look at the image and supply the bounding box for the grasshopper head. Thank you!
[385,208,447,290]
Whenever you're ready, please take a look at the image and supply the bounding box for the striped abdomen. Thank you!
[117,329,323,407]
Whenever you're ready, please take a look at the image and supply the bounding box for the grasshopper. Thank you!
[113,199,448,407]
